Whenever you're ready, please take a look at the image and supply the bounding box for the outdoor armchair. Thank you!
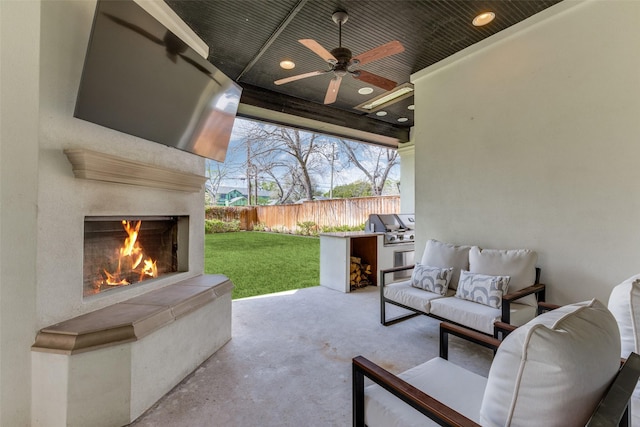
[354,299,639,427]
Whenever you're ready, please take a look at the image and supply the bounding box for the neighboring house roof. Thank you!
[216,186,271,198]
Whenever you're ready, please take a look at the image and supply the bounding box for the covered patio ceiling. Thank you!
[166,0,562,146]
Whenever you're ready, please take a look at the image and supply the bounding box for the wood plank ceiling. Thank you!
[165,0,562,145]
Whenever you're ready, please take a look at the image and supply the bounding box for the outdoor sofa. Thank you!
[380,239,546,335]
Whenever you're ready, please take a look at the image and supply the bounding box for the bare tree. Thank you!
[204,160,229,206]
[235,120,329,203]
[336,139,399,195]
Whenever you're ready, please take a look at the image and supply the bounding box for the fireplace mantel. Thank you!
[64,148,207,192]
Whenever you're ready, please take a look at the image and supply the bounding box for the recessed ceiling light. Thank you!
[473,11,495,27]
[280,60,295,70]
[358,87,374,95]
[397,117,409,123]
[376,111,387,116]
[407,105,415,110]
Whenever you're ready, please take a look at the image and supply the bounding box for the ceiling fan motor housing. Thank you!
[331,47,352,64]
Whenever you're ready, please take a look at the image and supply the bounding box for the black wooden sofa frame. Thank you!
[380,265,546,335]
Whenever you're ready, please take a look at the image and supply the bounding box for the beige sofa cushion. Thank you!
[429,297,535,335]
[469,246,537,307]
[384,281,452,314]
[420,240,471,290]
[479,299,620,427]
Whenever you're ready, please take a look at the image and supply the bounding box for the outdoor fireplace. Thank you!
[83,216,189,297]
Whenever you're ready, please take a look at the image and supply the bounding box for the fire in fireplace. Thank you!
[83,216,188,297]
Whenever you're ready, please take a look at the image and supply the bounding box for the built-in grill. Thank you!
[366,213,415,245]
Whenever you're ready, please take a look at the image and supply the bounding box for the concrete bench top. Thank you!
[31,274,233,355]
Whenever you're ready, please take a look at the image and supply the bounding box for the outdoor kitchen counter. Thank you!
[319,231,382,238]
[320,232,415,293]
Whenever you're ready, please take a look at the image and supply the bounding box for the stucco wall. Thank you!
[1,1,208,424]
[37,0,206,328]
[411,0,640,304]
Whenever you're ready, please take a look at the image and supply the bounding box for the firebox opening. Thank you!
[83,216,188,298]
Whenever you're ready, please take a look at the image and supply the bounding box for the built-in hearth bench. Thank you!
[31,274,233,427]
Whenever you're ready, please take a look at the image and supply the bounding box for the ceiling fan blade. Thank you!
[274,70,327,85]
[299,39,337,63]
[352,40,405,66]
[324,75,342,104]
[353,70,397,91]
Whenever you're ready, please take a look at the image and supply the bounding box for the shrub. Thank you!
[320,224,365,233]
[252,222,267,232]
[205,219,240,233]
[296,221,318,236]
[271,225,290,234]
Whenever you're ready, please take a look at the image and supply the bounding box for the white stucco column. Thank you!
[0,1,41,424]
[397,139,415,214]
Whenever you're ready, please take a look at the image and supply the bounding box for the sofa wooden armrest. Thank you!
[352,355,481,427]
[537,301,561,315]
[501,280,546,325]
[439,322,501,360]
[493,321,518,339]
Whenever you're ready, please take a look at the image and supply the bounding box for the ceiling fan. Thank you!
[274,10,405,105]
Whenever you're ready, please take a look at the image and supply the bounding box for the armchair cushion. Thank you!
[607,274,640,358]
[365,357,487,427]
[607,274,640,427]
[420,239,471,290]
[469,246,538,307]
[480,299,621,426]
[455,270,510,309]
[410,264,453,295]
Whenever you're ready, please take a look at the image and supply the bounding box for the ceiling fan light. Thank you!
[473,11,495,27]
[358,87,374,95]
[280,60,296,70]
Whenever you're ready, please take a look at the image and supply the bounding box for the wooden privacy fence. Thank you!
[206,196,401,231]
[256,196,400,230]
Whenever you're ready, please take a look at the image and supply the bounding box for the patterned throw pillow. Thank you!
[410,264,453,295]
[455,270,510,308]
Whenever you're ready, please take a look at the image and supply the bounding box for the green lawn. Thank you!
[204,232,320,299]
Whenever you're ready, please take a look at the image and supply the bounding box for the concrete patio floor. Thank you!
[130,285,493,426]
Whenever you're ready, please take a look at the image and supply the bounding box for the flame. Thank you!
[102,220,159,287]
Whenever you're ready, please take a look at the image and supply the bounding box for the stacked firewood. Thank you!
[350,256,372,290]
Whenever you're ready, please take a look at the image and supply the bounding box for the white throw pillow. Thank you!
[410,264,453,295]
[469,246,537,307]
[455,270,510,309]
[479,299,621,427]
[420,240,471,290]
[607,274,640,358]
